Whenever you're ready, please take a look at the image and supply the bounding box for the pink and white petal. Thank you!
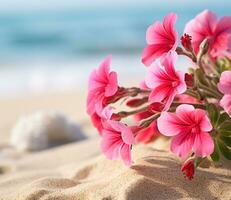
[101,136,122,160]
[101,106,114,120]
[107,120,135,145]
[98,55,112,78]
[176,71,187,94]
[157,112,182,136]
[148,84,170,103]
[146,21,166,44]
[175,104,194,125]
[220,94,231,117]
[87,91,98,115]
[215,16,231,36]
[95,95,105,115]
[170,133,194,158]
[163,13,178,39]
[105,71,118,97]
[163,91,176,111]
[193,132,214,157]
[200,115,213,132]
[120,144,132,166]
[176,104,195,114]
[217,71,231,94]
[121,128,135,145]
[184,10,217,53]
[90,113,103,134]
[142,44,168,66]
[161,51,178,76]
[193,109,213,132]
[88,70,105,91]
[145,63,168,88]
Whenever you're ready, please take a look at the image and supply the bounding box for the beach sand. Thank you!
[0,91,230,200]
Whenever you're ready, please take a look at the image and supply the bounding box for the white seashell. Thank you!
[10,111,86,151]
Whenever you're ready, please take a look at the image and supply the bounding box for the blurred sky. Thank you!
[0,0,230,11]
[0,0,230,96]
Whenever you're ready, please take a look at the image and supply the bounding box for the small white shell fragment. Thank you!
[10,111,86,151]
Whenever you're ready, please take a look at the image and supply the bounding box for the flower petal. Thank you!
[170,133,194,158]
[157,112,182,136]
[120,144,132,166]
[193,132,214,157]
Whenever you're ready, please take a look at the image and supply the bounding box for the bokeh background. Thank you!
[0,0,230,97]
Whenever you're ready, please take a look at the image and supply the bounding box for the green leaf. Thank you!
[206,104,219,126]
[217,112,230,126]
[216,58,231,73]
[210,140,220,162]
[195,69,209,86]
[217,139,231,160]
[220,135,231,147]
[219,121,231,136]
[219,130,231,136]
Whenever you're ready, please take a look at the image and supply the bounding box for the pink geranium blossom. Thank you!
[101,120,135,166]
[218,71,231,116]
[157,104,214,158]
[145,51,187,111]
[218,71,231,94]
[220,95,231,117]
[142,13,178,66]
[87,56,118,116]
[91,106,114,134]
[184,10,231,58]
[175,94,201,104]
[135,121,160,144]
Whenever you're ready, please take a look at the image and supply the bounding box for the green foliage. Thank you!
[206,104,219,126]
[195,68,209,86]
[216,58,231,73]
[219,121,231,136]
[220,135,231,147]
[209,111,231,162]
[217,139,231,160]
[217,112,230,126]
[210,140,220,162]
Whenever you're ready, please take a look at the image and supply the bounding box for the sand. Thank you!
[0,91,230,200]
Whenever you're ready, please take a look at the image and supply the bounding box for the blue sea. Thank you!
[0,3,230,96]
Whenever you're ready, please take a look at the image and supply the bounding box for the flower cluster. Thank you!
[87,10,231,180]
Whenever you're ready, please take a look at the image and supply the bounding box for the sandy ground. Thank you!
[0,91,230,200]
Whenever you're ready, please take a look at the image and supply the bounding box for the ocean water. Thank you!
[0,4,230,96]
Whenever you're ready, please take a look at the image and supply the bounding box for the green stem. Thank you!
[139,113,161,128]
[171,102,206,109]
[116,106,148,119]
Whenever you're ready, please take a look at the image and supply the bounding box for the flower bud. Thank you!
[149,102,164,113]
[197,38,209,60]
[185,73,194,87]
[181,34,193,51]
[181,159,195,180]
[126,98,147,108]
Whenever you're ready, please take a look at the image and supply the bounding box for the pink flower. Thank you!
[181,159,195,180]
[218,71,231,116]
[145,51,187,111]
[175,94,201,104]
[90,106,114,135]
[220,95,231,117]
[135,121,160,144]
[142,13,178,66]
[184,10,231,58]
[101,120,135,166]
[157,104,214,158]
[87,56,118,116]
[218,71,231,95]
